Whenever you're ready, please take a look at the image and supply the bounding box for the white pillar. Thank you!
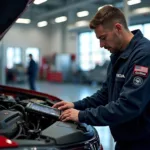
[0,41,6,85]
[123,0,130,26]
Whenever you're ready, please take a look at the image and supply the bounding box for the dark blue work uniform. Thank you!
[73,30,150,150]
[27,59,38,90]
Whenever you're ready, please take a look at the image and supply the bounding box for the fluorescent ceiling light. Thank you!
[128,0,141,5]
[37,21,48,27]
[16,18,31,24]
[34,0,47,5]
[77,11,89,17]
[55,16,67,23]
[75,20,89,27]
[132,7,150,15]
[98,4,113,10]
[67,20,89,30]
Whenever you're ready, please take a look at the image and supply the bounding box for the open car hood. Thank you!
[0,85,100,150]
[0,0,33,40]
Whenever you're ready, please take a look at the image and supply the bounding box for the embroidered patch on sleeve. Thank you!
[133,76,143,86]
[133,65,148,77]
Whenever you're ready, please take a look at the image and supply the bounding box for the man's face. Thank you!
[94,24,123,53]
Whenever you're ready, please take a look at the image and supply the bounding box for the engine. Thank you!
[0,93,96,147]
[0,110,23,138]
[0,94,59,140]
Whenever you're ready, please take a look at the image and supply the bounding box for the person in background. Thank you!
[70,56,78,83]
[27,54,38,90]
[53,5,150,150]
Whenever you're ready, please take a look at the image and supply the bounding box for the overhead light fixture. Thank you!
[75,20,89,27]
[98,4,113,10]
[55,16,67,23]
[77,11,89,17]
[34,0,47,5]
[128,0,141,5]
[67,20,90,31]
[16,18,31,24]
[132,7,150,15]
[37,21,48,27]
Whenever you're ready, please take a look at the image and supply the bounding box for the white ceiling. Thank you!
[21,0,150,26]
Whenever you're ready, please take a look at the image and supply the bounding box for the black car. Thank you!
[0,0,102,149]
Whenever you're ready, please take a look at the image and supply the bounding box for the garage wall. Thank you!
[2,23,77,56]
[48,23,65,54]
[65,31,77,54]
[2,24,51,56]
[46,22,77,54]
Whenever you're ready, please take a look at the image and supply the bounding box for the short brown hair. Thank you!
[89,5,128,30]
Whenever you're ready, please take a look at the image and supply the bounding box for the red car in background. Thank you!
[0,0,102,149]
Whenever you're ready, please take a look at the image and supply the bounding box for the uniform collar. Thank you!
[111,29,143,61]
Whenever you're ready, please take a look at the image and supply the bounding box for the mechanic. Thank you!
[27,54,38,90]
[53,5,150,150]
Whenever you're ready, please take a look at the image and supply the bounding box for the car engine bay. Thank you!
[0,94,60,140]
[0,93,97,147]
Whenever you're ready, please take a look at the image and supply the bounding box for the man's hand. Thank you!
[59,108,79,122]
[52,101,74,110]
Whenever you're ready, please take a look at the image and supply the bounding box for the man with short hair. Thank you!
[53,5,150,150]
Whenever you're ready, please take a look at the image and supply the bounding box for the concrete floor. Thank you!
[8,81,115,150]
